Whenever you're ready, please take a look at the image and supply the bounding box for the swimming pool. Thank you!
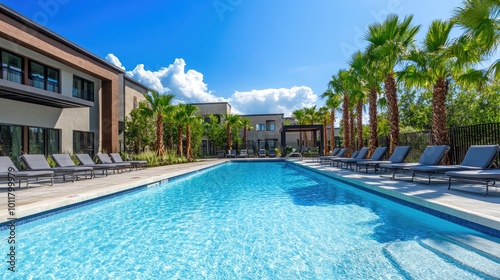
[2,161,499,279]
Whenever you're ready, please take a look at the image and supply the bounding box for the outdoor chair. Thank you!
[75,153,122,175]
[340,147,385,169]
[54,153,114,177]
[0,156,54,188]
[226,150,236,158]
[379,145,450,180]
[355,146,411,173]
[21,154,93,182]
[269,149,277,157]
[258,149,266,157]
[319,148,347,165]
[238,149,248,158]
[330,149,363,167]
[409,145,499,184]
[110,153,147,170]
[318,148,341,164]
[446,169,500,196]
[96,153,132,172]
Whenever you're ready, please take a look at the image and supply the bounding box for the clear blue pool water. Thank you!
[2,162,499,279]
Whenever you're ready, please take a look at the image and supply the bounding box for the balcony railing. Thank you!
[2,67,22,84]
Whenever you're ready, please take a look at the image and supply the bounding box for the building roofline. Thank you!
[189,102,231,108]
[0,4,125,74]
[124,75,155,92]
[240,113,285,117]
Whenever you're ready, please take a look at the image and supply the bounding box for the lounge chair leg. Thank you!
[447,177,452,190]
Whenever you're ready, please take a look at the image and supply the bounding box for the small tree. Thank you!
[124,107,154,154]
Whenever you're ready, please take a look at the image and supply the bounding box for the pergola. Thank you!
[280,124,324,156]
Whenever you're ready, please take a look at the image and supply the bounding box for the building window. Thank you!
[266,121,275,131]
[0,124,22,167]
[73,76,94,102]
[255,124,265,131]
[74,131,94,156]
[28,61,60,93]
[1,50,23,84]
[27,127,60,156]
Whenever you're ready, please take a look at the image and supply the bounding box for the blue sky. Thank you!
[3,0,487,116]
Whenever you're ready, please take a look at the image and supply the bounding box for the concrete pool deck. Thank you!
[0,158,499,234]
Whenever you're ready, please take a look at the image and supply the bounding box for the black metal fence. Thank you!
[376,123,500,165]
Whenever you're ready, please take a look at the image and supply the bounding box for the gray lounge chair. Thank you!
[0,156,53,187]
[379,145,450,180]
[238,149,248,158]
[318,148,341,164]
[330,149,364,167]
[109,153,147,170]
[410,145,499,184]
[356,146,411,173]
[226,150,236,158]
[258,149,266,158]
[21,154,93,182]
[269,149,277,158]
[75,153,122,175]
[320,148,347,165]
[54,153,114,177]
[446,169,500,195]
[341,147,387,169]
[96,153,132,172]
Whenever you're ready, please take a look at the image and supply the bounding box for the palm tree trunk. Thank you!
[156,115,165,156]
[349,108,355,153]
[342,93,350,155]
[356,101,363,150]
[323,119,328,155]
[186,124,192,160]
[226,123,232,150]
[243,128,247,149]
[330,110,336,151]
[177,125,183,156]
[384,73,399,155]
[432,77,449,145]
[368,86,378,154]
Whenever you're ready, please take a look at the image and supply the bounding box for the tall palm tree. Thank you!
[321,89,342,152]
[138,91,175,156]
[366,14,421,154]
[318,106,330,155]
[453,0,500,80]
[223,114,241,151]
[329,70,352,153]
[182,104,199,160]
[303,105,318,147]
[173,105,186,157]
[292,109,307,150]
[240,118,253,149]
[350,50,383,154]
[402,19,487,145]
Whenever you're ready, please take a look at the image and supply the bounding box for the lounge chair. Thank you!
[318,148,340,164]
[379,145,450,180]
[269,149,277,157]
[409,145,499,184]
[340,147,385,169]
[238,149,248,158]
[75,153,123,175]
[248,149,254,157]
[96,153,132,172]
[258,149,266,158]
[330,149,364,167]
[109,153,147,170]
[226,150,236,158]
[0,156,53,187]
[356,146,411,173]
[320,148,347,165]
[21,154,93,182]
[54,153,112,177]
[446,169,500,195]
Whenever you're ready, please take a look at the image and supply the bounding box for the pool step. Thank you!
[383,237,496,280]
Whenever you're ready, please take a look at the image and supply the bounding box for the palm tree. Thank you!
[173,105,186,157]
[223,114,241,151]
[329,70,352,153]
[366,14,420,154]
[138,91,175,156]
[321,89,342,153]
[292,109,307,150]
[350,50,383,155]
[303,105,318,147]
[318,106,330,155]
[182,104,199,160]
[453,0,500,80]
[240,118,253,149]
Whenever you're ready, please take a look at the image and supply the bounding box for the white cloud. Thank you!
[105,53,319,117]
[105,53,125,70]
[228,87,317,117]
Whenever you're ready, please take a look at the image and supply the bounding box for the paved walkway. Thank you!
[0,158,499,234]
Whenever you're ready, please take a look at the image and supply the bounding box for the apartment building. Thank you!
[0,5,126,165]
